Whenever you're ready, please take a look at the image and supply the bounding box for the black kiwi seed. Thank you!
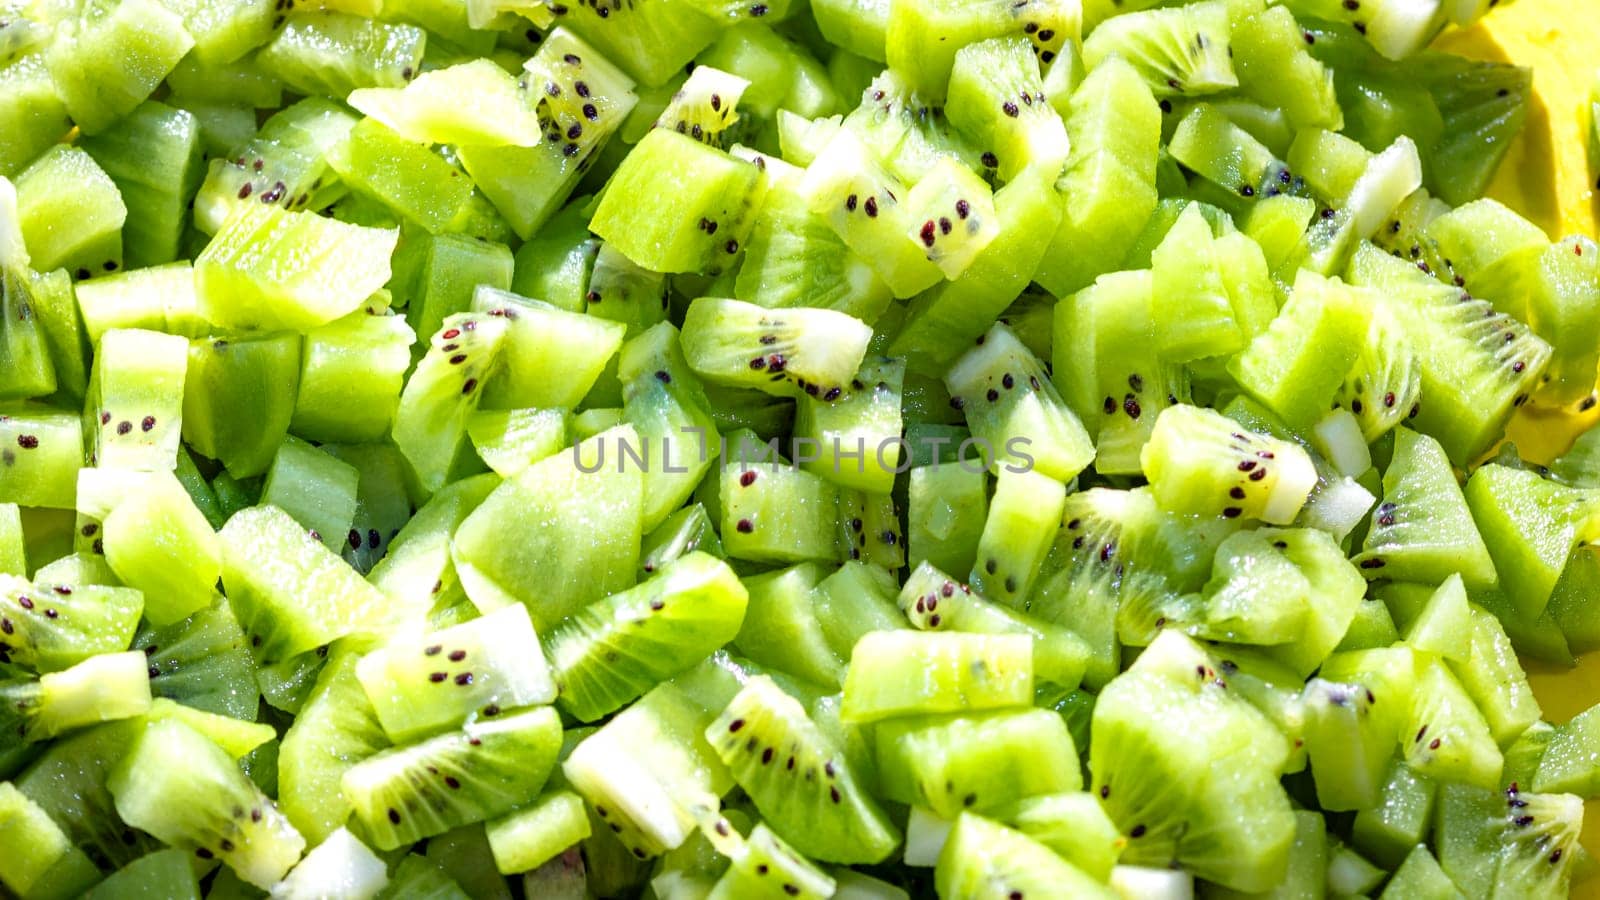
[429,672,447,683]
[455,673,473,686]
[387,809,401,824]
[1130,824,1147,838]
[736,519,754,534]
[448,649,466,662]
[425,645,443,656]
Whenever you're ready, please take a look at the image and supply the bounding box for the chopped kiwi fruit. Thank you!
[706,675,899,864]
[342,706,563,851]
[0,1,1593,894]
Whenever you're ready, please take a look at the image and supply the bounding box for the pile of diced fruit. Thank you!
[5,0,1600,895]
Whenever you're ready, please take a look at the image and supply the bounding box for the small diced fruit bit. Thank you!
[452,425,643,629]
[0,405,82,509]
[1091,632,1295,892]
[0,782,100,899]
[936,812,1116,900]
[270,827,387,900]
[706,676,899,864]
[342,706,562,851]
[681,297,872,401]
[547,551,746,722]
[356,602,555,742]
[86,328,187,473]
[1,650,151,747]
[109,718,306,889]
[291,311,415,444]
[102,469,221,625]
[485,791,591,876]
[591,129,762,276]
[348,59,545,147]
[841,631,1033,723]
[562,684,731,859]
[946,322,1094,483]
[0,573,144,673]
[195,203,398,332]
[1141,404,1318,525]
[219,504,390,664]
[43,0,195,134]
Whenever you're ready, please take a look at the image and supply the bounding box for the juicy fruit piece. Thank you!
[545,552,747,722]
[681,297,872,400]
[1034,57,1161,297]
[451,426,643,630]
[278,644,390,846]
[1228,270,1369,432]
[0,782,99,899]
[900,563,1090,689]
[969,468,1066,607]
[195,203,398,332]
[900,158,999,279]
[708,823,836,900]
[342,706,562,851]
[261,437,359,553]
[1187,530,1311,645]
[875,707,1080,817]
[325,118,476,235]
[271,828,387,900]
[1141,404,1318,525]
[485,792,591,876]
[86,328,187,473]
[1081,1,1236,98]
[884,0,1076,100]
[1466,464,1599,620]
[801,128,945,298]
[0,406,82,509]
[1000,792,1126,881]
[793,356,903,495]
[946,322,1094,483]
[841,631,1033,723]
[256,12,425,98]
[946,36,1070,184]
[1345,243,1551,466]
[1405,659,1503,790]
[77,101,205,271]
[1355,427,1496,588]
[467,408,569,478]
[935,813,1115,900]
[590,129,761,276]
[392,311,510,494]
[292,312,415,445]
[0,574,143,673]
[43,0,193,134]
[349,59,542,147]
[473,288,626,411]
[706,676,899,864]
[219,504,389,664]
[109,718,305,889]
[1091,632,1294,892]
[459,29,637,240]
[1333,300,1422,443]
[562,684,730,859]
[0,651,151,744]
[1053,271,1185,475]
[101,470,220,624]
[356,604,556,742]
[182,332,302,480]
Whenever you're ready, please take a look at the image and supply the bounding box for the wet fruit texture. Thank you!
[1,0,1598,896]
